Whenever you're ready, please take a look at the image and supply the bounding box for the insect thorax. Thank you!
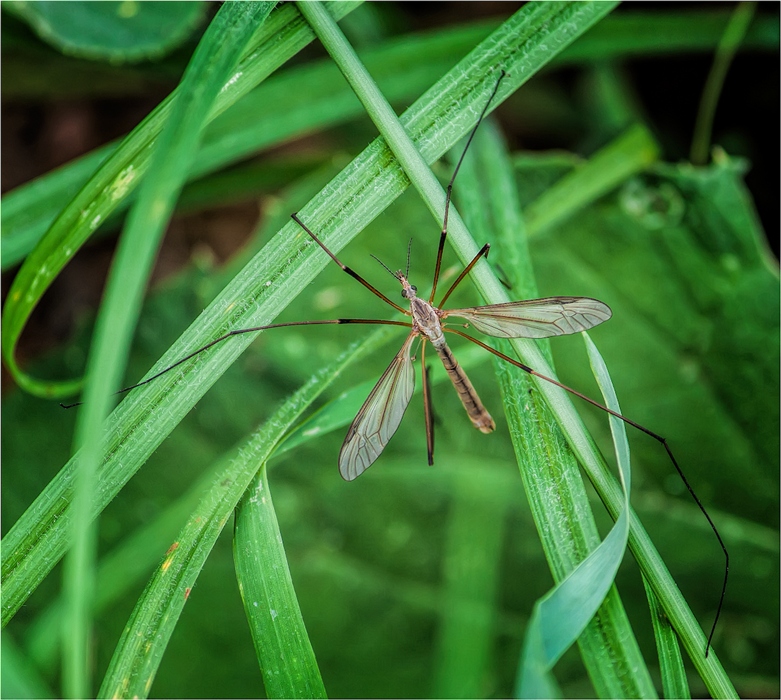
[410,297,445,346]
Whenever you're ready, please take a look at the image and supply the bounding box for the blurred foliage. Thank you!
[2,2,779,699]
[4,1,207,63]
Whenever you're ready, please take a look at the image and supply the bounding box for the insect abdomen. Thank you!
[434,342,495,434]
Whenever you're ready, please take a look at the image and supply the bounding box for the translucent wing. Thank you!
[339,333,416,481]
[442,296,612,339]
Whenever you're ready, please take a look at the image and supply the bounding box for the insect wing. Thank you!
[443,296,612,339]
[339,334,416,481]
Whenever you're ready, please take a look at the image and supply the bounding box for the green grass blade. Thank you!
[1,144,113,269]
[524,123,661,238]
[61,5,276,697]
[457,121,653,697]
[517,334,632,698]
[234,468,327,699]
[690,2,758,165]
[555,7,776,63]
[1,1,360,398]
[98,332,375,699]
[2,2,603,629]
[643,576,691,700]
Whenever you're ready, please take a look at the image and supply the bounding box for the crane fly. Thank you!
[310,247,612,481]
[62,71,727,656]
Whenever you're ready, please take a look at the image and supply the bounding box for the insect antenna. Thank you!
[405,238,413,279]
[370,253,400,280]
[430,69,506,303]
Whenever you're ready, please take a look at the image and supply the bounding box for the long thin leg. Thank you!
[291,213,408,315]
[421,340,435,465]
[429,70,506,303]
[436,243,490,309]
[60,318,412,409]
[445,326,728,657]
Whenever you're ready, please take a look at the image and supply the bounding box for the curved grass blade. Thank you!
[516,334,631,698]
[62,5,277,697]
[457,121,653,697]
[690,2,757,165]
[234,469,327,699]
[99,332,375,699]
[1,0,361,398]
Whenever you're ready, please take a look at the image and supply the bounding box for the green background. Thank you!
[2,3,778,698]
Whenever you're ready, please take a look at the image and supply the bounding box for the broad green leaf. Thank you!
[6,1,207,63]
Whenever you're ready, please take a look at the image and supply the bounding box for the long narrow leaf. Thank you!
[457,121,653,697]
[1,1,360,398]
[98,331,378,698]
[643,576,691,699]
[234,469,327,698]
[517,334,632,698]
[62,5,276,697]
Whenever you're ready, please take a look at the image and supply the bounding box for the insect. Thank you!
[63,72,727,654]
[292,207,611,480]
